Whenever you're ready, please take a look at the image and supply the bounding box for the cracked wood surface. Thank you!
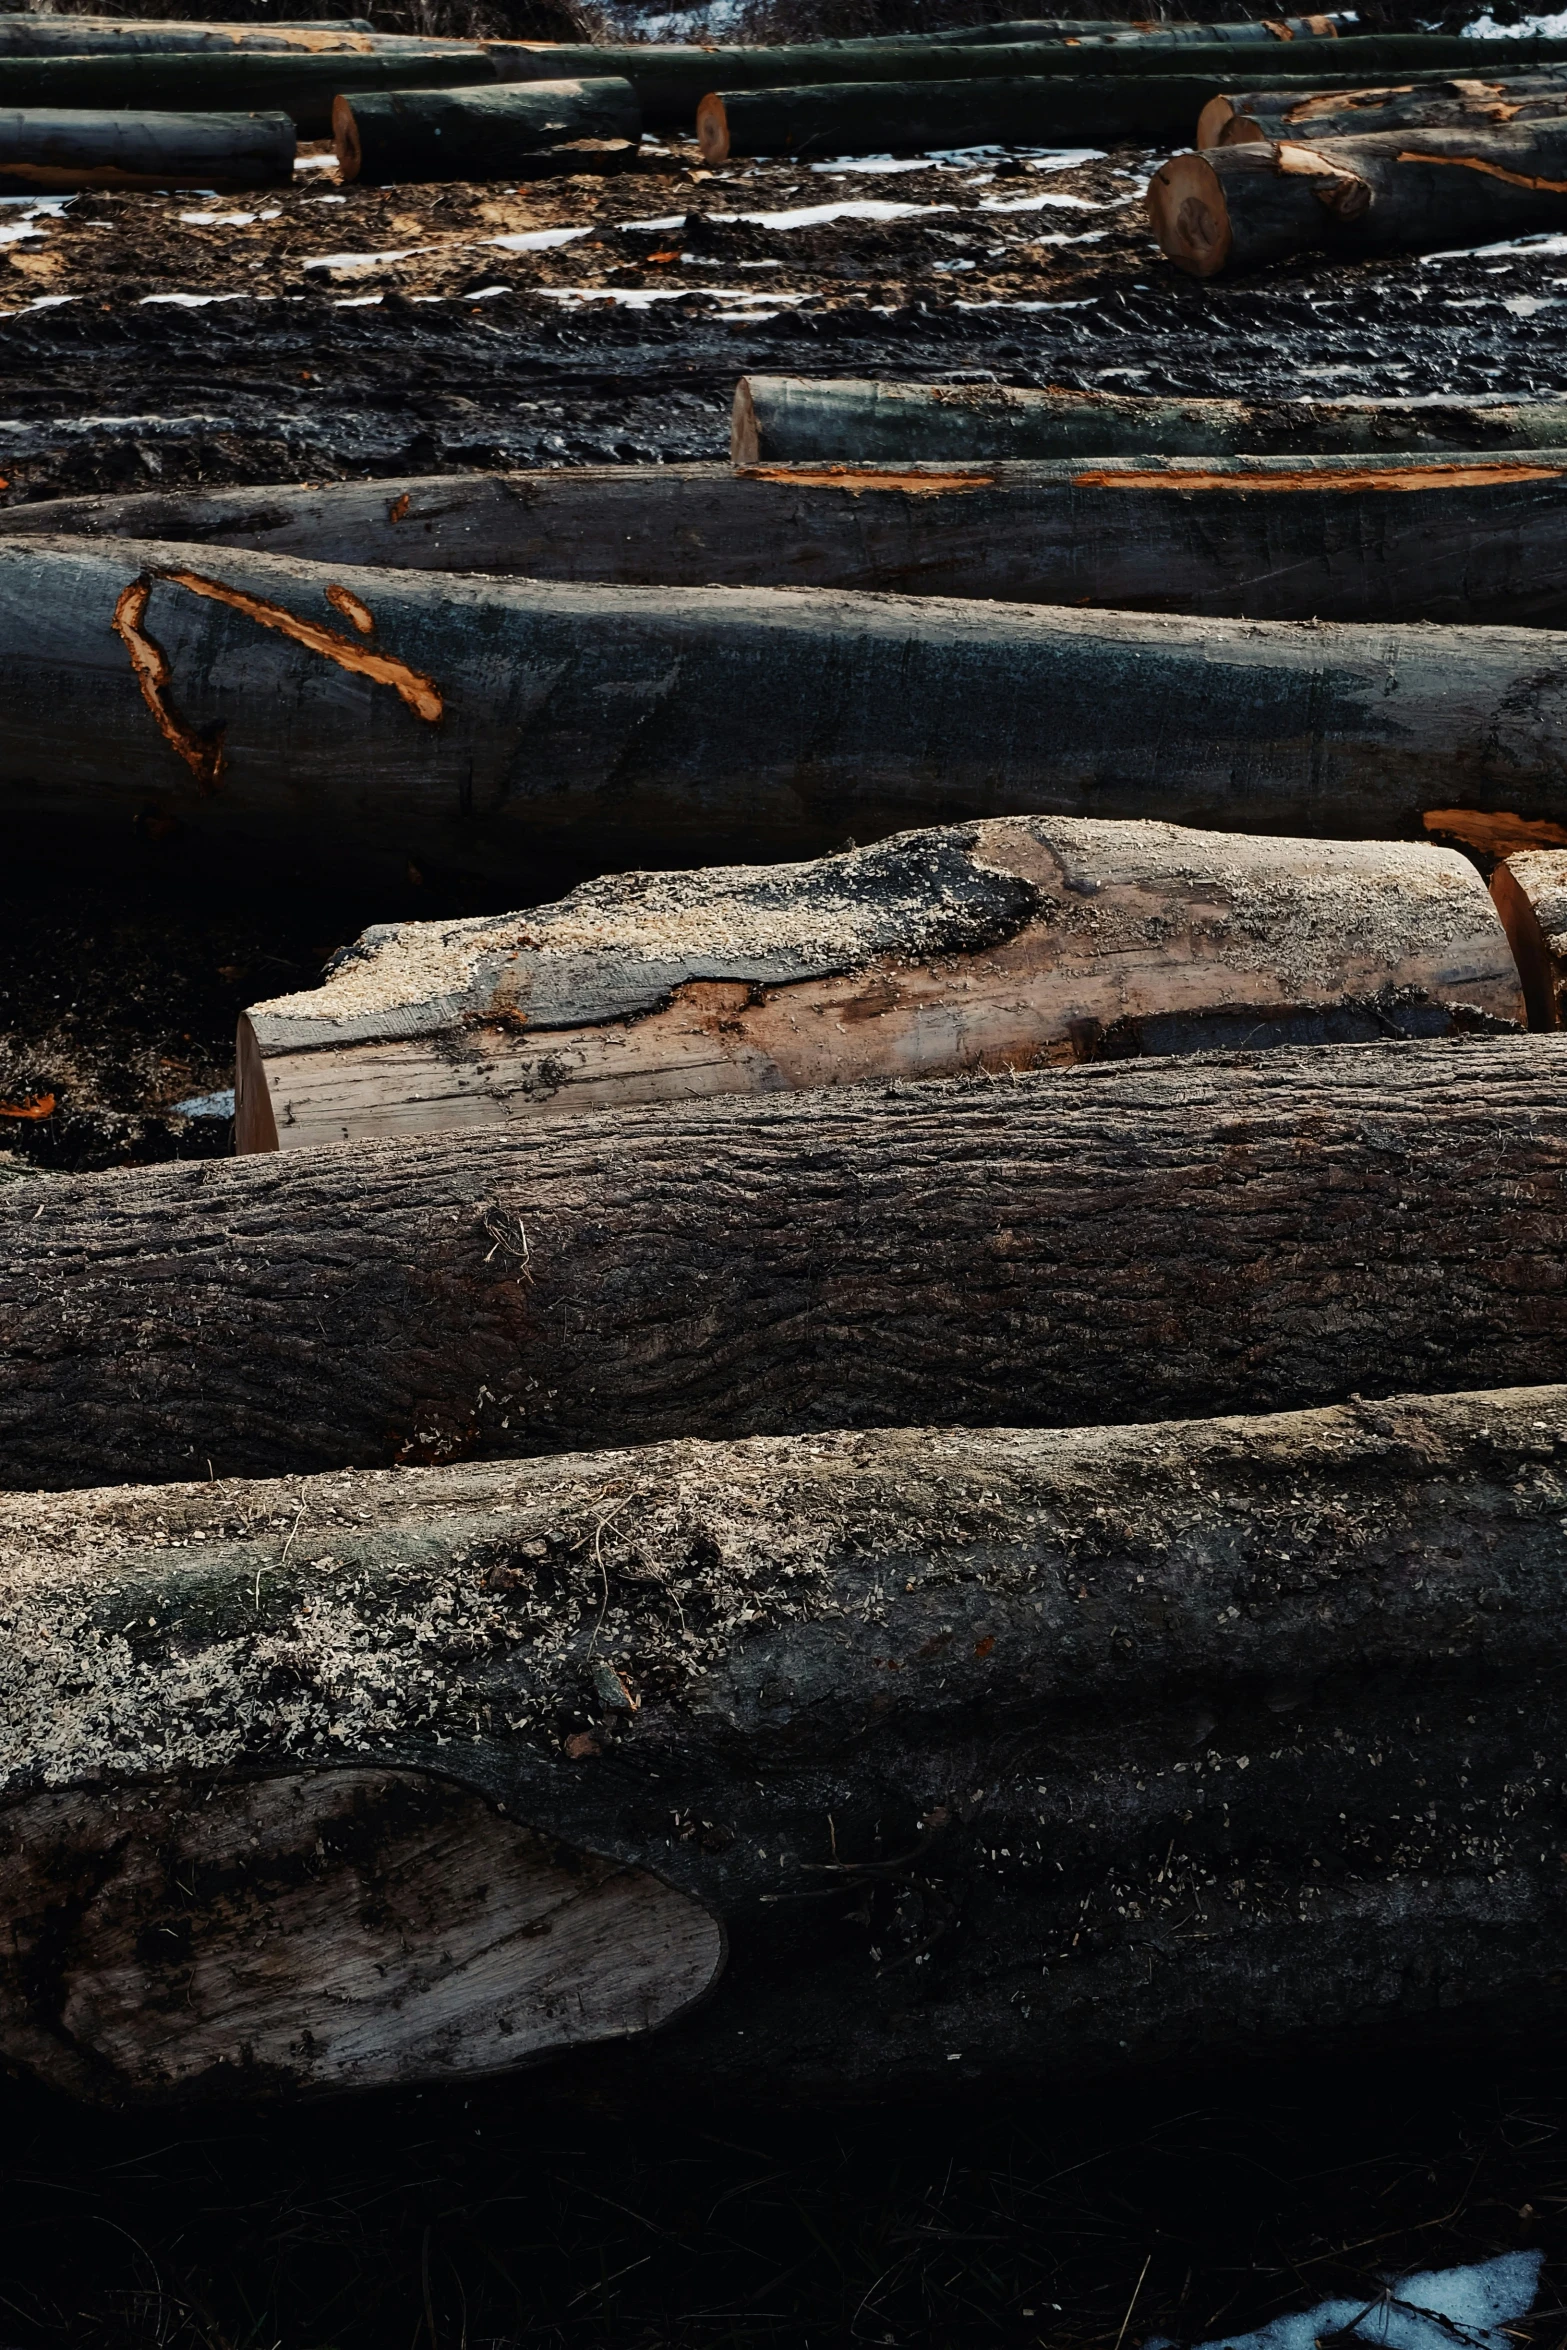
[16,536,1567,889]
[6,1034,1567,1488]
[234,817,1523,1153]
[5,1388,1567,2106]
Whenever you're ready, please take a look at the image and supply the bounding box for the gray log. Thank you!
[873,15,1348,39]
[698,72,1231,159]
[1203,71,1567,146]
[0,48,501,134]
[28,455,1567,631]
[0,103,293,187]
[16,536,1567,887]
[333,75,637,182]
[0,14,403,49]
[6,1033,1567,1490]
[6,1383,1567,2108]
[731,374,1567,462]
[1152,120,1567,277]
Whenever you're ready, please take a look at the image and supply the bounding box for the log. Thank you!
[16,536,1567,888]
[1201,71,1567,147]
[30,456,1567,632]
[7,1382,1567,2108]
[0,104,293,188]
[8,1032,1567,1489]
[0,48,502,135]
[481,34,1567,129]
[1490,848,1567,1030]
[698,73,1231,160]
[1151,121,1567,279]
[884,15,1349,38]
[0,16,429,50]
[333,76,637,182]
[731,374,1567,462]
[236,816,1521,1154]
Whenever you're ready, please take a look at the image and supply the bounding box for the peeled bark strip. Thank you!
[482,33,1567,128]
[8,1033,1567,1488]
[333,75,636,181]
[16,535,1567,888]
[6,1388,1567,2105]
[26,455,1567,630]
[1491,849,1567,1030]
[1152,120,1567,278]
[0,47,499,135]
[235,817,1522,1155]
[1202,72,1567,148]
[0,104,293,188]
[732,374,1567,463]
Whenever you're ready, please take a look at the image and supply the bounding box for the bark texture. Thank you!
[1152,120,1567,278]
[7,1034,1567,1488]
[911,14,1347,37]
[333,75,637,183]
[7,1387,1567,2107]
[480,32,1567,128]
[17,535,1567,889]
[698,74,1219,161]
[235,815,1522,1154]
[1206,72,1567,147]
[0,104,294,189]
[26,455,1567,628]
[0,47,499,135]
[732,373,1567,462]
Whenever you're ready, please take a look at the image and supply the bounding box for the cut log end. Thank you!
[730,372,759,463]
[0,1767,726,2106]
[331,89,361,179]
[1195,92,1238,144]
[1148,148,1233,274]
[696,89,729,163]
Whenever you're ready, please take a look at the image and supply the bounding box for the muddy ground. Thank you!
[5,121,1567,1170]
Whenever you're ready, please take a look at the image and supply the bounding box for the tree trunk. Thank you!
[1152,120,1567,278]
[1490,848,1567,1030]
[236,815,1520,1155]
[0,46,498,134]
[698,73,1224,160]
[731,373,1567,462]
[480,33,1567,129]
[0,103,293,188]
[1203,71,1567,147]
[9,1032,1567,1489]
[4,1384,1567,2107]
[0,14,405,49]
[27,454,1567,630]
[333,75,636,182]
[14,535,1567,888]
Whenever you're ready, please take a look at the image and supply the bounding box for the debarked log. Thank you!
[0,15,394,51]
[333,76,637,182]
[1151,120,1567,278]
[7,1388,1567,2105]
[0,104,294,188]
[234,816,1522,1155]
[731,373,1567,462]
[25,455,1567,630]
[0,48,501,136]
[1200,71,1567,147]
[15,536,1567,887]
[8,1033,1567,1489]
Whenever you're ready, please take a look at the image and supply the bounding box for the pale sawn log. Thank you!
[333,75,637,182]
[26,455,1567,630]
[235,816,1522,1155]
[731,374,1567,462]
[9,1033,1567,1488]
[1201,71,1567,147]
[17,534,1567,889]
[0,104,293,188]
[1491,848,1567,1030]
[1151,120,1567,278]
[6,1386,1567,2105]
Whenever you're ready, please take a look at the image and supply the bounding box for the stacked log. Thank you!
[22,454,1567,630]
[4,1384,1566,2106]
[235,816,1520,1153]
[1150,121,1567,277]
[333,76,637,182]
[907,14,1350,38]
[730,375,1567,463]
[0,104,293,188]
[13,536,1567,886]
[0,48,507,133]
[1201,71,1567,147]
[0,14,389,49]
